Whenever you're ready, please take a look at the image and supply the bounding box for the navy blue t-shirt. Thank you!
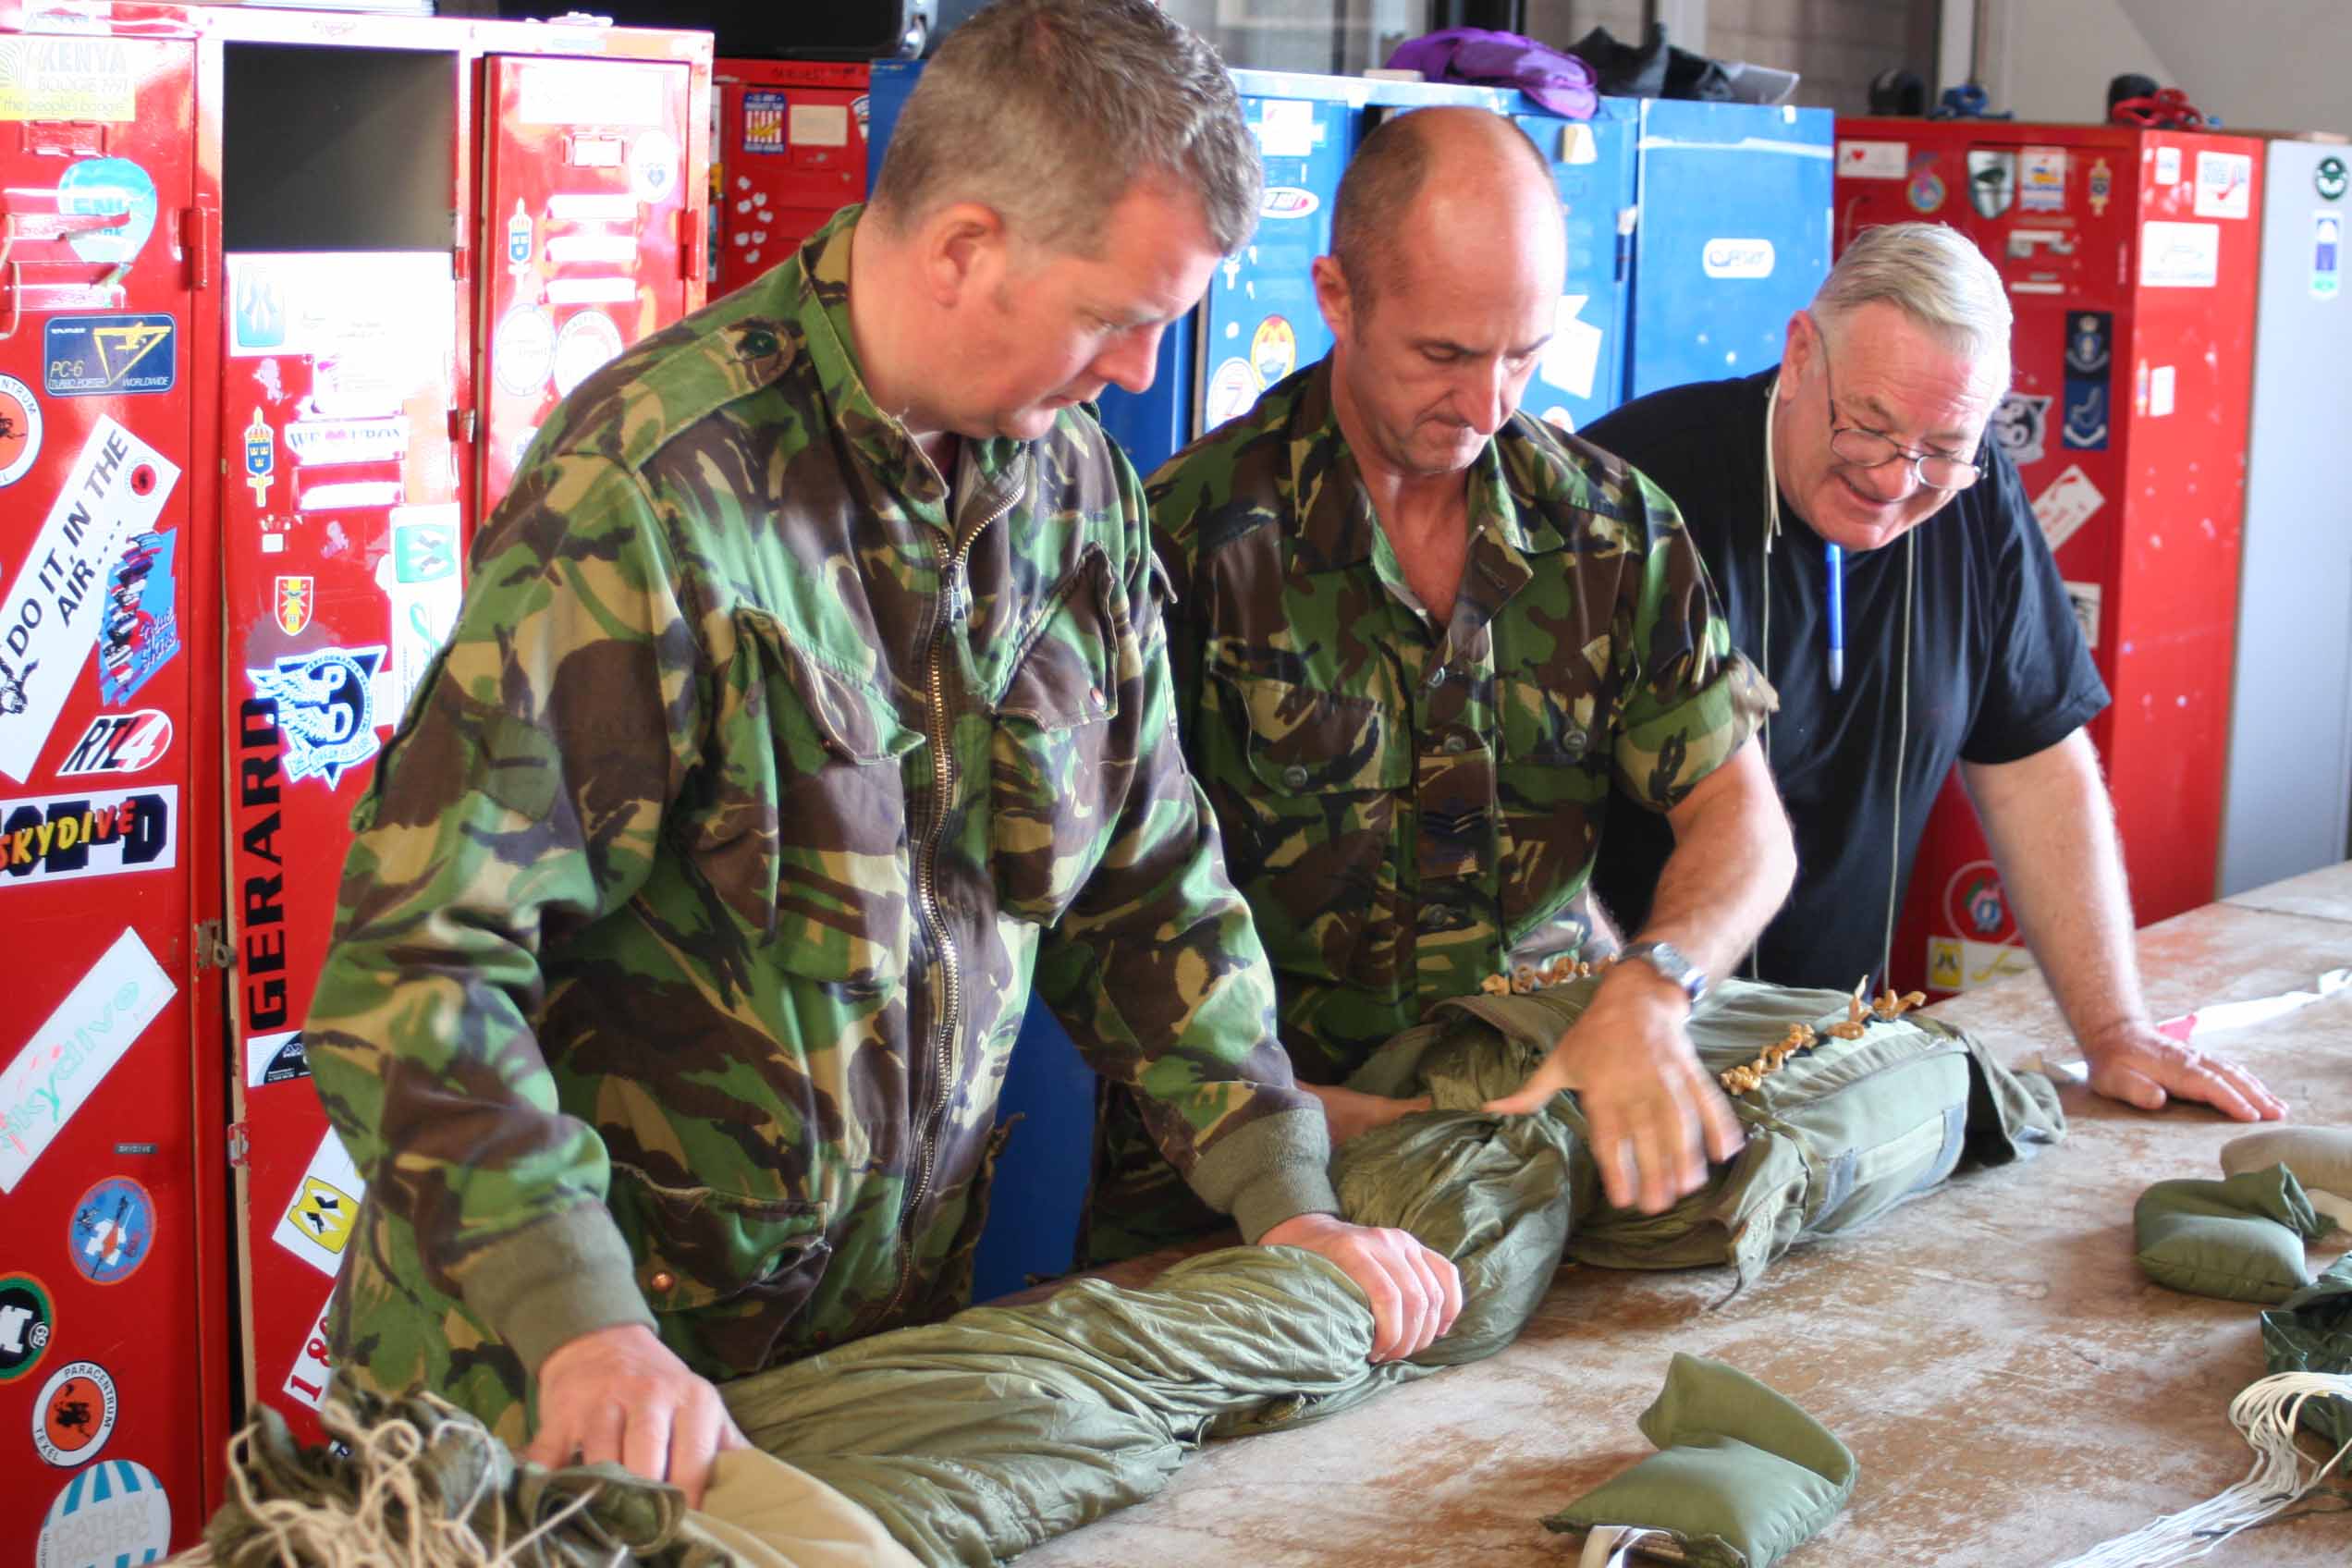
[1586,369,2110,990]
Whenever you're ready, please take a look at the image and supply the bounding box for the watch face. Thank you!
[1628,942,1706,998]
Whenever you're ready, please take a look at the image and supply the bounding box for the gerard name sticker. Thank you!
[0,927,176,1194]
[0,786,177,886]
[0,418,181,783]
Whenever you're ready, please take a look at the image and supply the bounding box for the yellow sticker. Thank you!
[1926,937,1963,992]
[0,37,137,123]
[288,1178,357,1256]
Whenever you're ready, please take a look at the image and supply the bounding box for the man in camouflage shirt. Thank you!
[305,0,1459,1507]
[1092,109,1796,1261]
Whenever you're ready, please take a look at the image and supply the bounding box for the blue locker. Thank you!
[1514,99,1639,435]
[1626,100,1833,399]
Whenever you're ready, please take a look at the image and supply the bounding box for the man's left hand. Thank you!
[2082,1021,2288,1121]
[1257,1212,1462,1363]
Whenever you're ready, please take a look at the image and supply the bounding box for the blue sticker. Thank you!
[98,530,181,707]
[247,646,385,789]
[2062,379,2109,450]
[232,265,288,351]
[56,158,157,269]
[2318,211,2343,300]
[44,315,176,398]
[2064,311,2112,377]
[68,1177,154,1286]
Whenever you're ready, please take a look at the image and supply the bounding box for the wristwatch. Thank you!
[1618,940,1709,1004]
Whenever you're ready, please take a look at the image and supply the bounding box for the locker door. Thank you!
[1516,102,1638,434]
[220,250,462,1448]
[476,55,697,516]
[0,34,214,1565]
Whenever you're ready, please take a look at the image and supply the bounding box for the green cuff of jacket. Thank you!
[1188,1107,1340,1243]
[1544,1353,1857,1568]
[459,1204,660,1377]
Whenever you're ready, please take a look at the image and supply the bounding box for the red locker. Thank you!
[1833,120,2264,996]
[711,60,869,296]
[0,36,225,1568]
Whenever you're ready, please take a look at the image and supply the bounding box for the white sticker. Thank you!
[2193,149,2252,219]
[2064,580,2101,649]
[1559,123,1597,165]
[1990,392,2052,468]
[1925,936,2037,994]
[53,711,172,778]
[33,1361,116,1467]
[546,192,640,224]
[0,374,43,487]
[297,479,402,514]
[2030,462,2105,553]
[630,129,680,205]
[544,231,639,265]
[493,304,556,397]
[0,785,177,888]
[244,1029,309,1089]
[545,276,639,307]
[281,1293,337,1412]
[515,61,662,127]
[284,417,408,468]
[0,418,180,783]
[2149,364,2176,417]
[552,311,626,398]
[1836,140,1907,179]
[2020,146,2067,212]
[1260,186,1319,221]
[1700,238,1775,280]
[2154,145,2182,185]
[272,1128,366,1277]
[1204,357,1261,429]
[787,103,849,148]
[1543,294,1604,401]
[1255,98,1317,160]
[2140,221,2220,288]
[37,1458,170,1568]
[0,927,175,1194]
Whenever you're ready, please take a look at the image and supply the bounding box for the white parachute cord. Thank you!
[2047,1371,2352,1568]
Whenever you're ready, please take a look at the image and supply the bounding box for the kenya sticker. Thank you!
[34,1361,116,1466]
[67,1175,153,1285]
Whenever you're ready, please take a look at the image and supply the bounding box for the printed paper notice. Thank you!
[2194,150,2253,219]
[0,418,180,782]
[2140,221,2220,288]
[1544,295,1604,401]
[1838,140,1906,179]
[0,927,174,1192]
[2031,463,2105,553]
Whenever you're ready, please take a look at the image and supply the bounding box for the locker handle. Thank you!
[679,204,704,284]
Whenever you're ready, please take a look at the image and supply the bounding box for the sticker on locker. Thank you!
[273,1128,365,1276]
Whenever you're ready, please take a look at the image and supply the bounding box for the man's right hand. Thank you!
[1258,1211,1463,1363]
[1482,965,1743,1214]
[526,1322,748,1507]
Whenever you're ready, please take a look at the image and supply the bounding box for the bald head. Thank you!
[1329,107,1562,314]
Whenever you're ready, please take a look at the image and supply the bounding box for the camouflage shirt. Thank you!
[305,208,1336,1428]
[1149,361,1772,1083]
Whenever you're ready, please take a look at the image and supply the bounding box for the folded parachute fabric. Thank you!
[2224,1126,2352,1230]
[2262,1252,2352,1449]
[1542,1353,1857,1568]
[2135,1165,2339,1304]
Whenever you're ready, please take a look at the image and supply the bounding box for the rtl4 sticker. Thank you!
[55,710,172,777]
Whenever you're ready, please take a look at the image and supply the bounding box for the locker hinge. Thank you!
[195,918,234,971]
[181,205,213,290]
[448,408,477,444]
[227,1121,251,1169]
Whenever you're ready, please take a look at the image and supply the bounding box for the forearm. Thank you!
[1631,741,1795,985]
[1962,733,2150,1054]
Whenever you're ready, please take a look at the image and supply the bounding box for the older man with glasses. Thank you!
[1586,221,2284,1124]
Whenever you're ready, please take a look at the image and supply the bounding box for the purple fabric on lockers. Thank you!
[1384,29,1598,120]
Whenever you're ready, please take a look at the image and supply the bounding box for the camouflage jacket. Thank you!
[1148,361,1772,1083]
[305,208,1335,1424]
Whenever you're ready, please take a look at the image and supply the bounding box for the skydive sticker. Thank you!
[34,1361,116,1466]
[246,646,385,789]
[0,417,181,783]
[67,1176,153,1286]
[0,1273,55,1381]
[36,1458,171,1568]
[0,786,178,887]
[0,927,176,1193]
[43,315,176,398]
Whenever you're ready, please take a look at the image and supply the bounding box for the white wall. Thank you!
[1980,0,2352,133]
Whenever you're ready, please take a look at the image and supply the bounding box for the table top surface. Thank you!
[1016,864,2352,1567]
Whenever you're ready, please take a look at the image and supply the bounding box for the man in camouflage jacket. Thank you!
[305,0,1459,1507]
[1091,109,1797,1261]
